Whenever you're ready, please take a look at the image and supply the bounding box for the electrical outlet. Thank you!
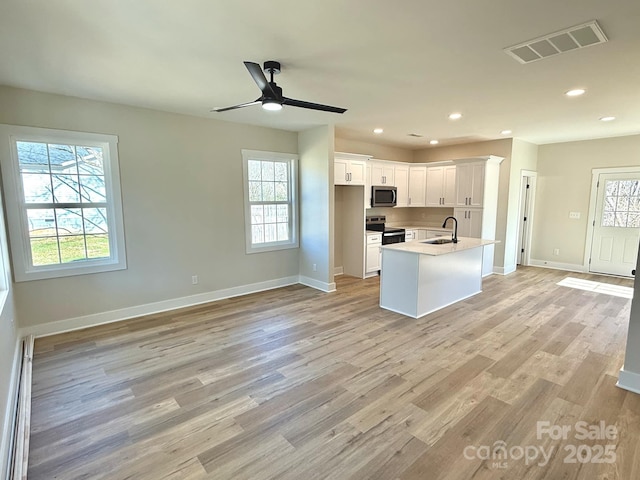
[191,275,198,285]
[553,248,560,256]
[312,263,317,272]
[569,212,581,219]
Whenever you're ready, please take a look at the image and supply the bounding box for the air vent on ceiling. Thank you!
[505,20,607,64]
[407,133,423,137]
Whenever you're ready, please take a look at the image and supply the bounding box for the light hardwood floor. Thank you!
[28,267,640,479]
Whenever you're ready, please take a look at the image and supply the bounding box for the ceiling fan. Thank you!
[211,61,347,114]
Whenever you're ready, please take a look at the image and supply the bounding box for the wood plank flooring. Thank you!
[28,267,640,479]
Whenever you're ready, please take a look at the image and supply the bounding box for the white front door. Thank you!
[590,173,640,276]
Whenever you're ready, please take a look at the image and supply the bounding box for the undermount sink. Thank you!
[422,238,454,244]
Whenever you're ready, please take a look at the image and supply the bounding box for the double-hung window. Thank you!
[242,149,298,253]
[0,125,127,281]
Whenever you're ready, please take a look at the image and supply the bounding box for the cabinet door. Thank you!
[468,209,483,237]
[370,163,384,185]
[454,208,483,238]
[382,165,395,186]
[366,243,381,273]
[395,165,410,207]
[425,166,444,206]
[348,160,366,185]
[415,229,428,240]
[456,163,485,206]
[408,166,427,207]
[468,164,485,207]
[442,166,457,206]
[334,159,349,185]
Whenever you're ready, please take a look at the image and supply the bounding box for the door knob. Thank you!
[633,269,636,276]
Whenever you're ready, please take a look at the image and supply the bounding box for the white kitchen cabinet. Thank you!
[335,153,368,186]
[394,164,410,207]
[426,165,456,207]
[415,229,428,241]
[370,161,395,186]
[365,233,382,276]
[408,166,427,207]
[454,208,483,237]
[405,230,415,242]
[456,162,485,207]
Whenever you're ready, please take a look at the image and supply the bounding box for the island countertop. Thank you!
[381,237,498,256]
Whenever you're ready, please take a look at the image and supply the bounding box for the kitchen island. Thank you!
[380,237,497,318]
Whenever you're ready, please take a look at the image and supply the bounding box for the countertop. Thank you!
[388,224,452,232]
[381,237,498,256]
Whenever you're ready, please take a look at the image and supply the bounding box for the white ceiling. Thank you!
[1,0,639,149]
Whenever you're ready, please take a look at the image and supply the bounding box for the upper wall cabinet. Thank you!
[394,164,410,207]
[408,165,427,207]
[456,162,485,207]
[426,165,456,207]
[370,161,395,186]
[335,152,368,185]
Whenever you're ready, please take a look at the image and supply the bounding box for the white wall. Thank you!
[299,125,335,291]
[532,134,640,267]
[0,86,300,329]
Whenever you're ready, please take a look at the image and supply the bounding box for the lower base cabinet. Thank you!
[366,233,382,276]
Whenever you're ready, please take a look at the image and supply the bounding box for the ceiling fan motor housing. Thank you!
[263,61,281,75]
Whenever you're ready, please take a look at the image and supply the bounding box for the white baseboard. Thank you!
[1,336,21,480]
[617,368,640,395]
[529,259,587,273]
[299,275,336,293]
[493,265,516,276]
[24,275,300,338]
[334,266,344,276]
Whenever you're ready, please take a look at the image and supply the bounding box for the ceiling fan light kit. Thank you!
[212,61,347,114]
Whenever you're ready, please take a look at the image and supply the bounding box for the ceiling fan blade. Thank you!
[211,100,260,112]
[282,97,347,114]
[244,61,278,98]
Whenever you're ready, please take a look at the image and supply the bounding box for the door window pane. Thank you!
[602,179,640,228]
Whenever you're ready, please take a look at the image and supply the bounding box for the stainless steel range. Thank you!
[366,215,406,244]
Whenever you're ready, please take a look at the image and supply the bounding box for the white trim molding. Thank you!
[334,266,344,276]
[23,276,300,338]
[299,276,336,293]
[493,265,516,275]
[617,368,640,395]
[1,336,22,480]
[529,259,587,273]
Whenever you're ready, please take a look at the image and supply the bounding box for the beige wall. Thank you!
[335,137,413,163]
[0,86,299,328]
[532,134,640,266]
[299,125,335,289]
[507,139,539,270]
[414,139,514,269]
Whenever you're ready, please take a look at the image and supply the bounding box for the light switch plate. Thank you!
[569,212,581,219]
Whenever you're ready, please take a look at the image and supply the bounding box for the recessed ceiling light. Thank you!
[600,116,616,122]
[430,140,439,145]
[373,128,384,134]
[500,130,512,135]
[565,88,586,97]
[448,112,463,120]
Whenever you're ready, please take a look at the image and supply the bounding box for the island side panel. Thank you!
[416,246,484,317]
[380,248,420,318]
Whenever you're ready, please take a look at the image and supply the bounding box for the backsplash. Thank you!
[366,207,454,226]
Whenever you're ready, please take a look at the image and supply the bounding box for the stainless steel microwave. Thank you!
[371,186,397,207]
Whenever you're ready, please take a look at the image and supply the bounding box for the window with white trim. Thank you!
[0,125,127,281]
[242,149,298,253]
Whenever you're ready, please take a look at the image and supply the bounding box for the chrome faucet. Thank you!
[442,216,458,243]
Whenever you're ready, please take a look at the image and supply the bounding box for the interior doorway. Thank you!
[517,170,537,266]
[588,171,640,277]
